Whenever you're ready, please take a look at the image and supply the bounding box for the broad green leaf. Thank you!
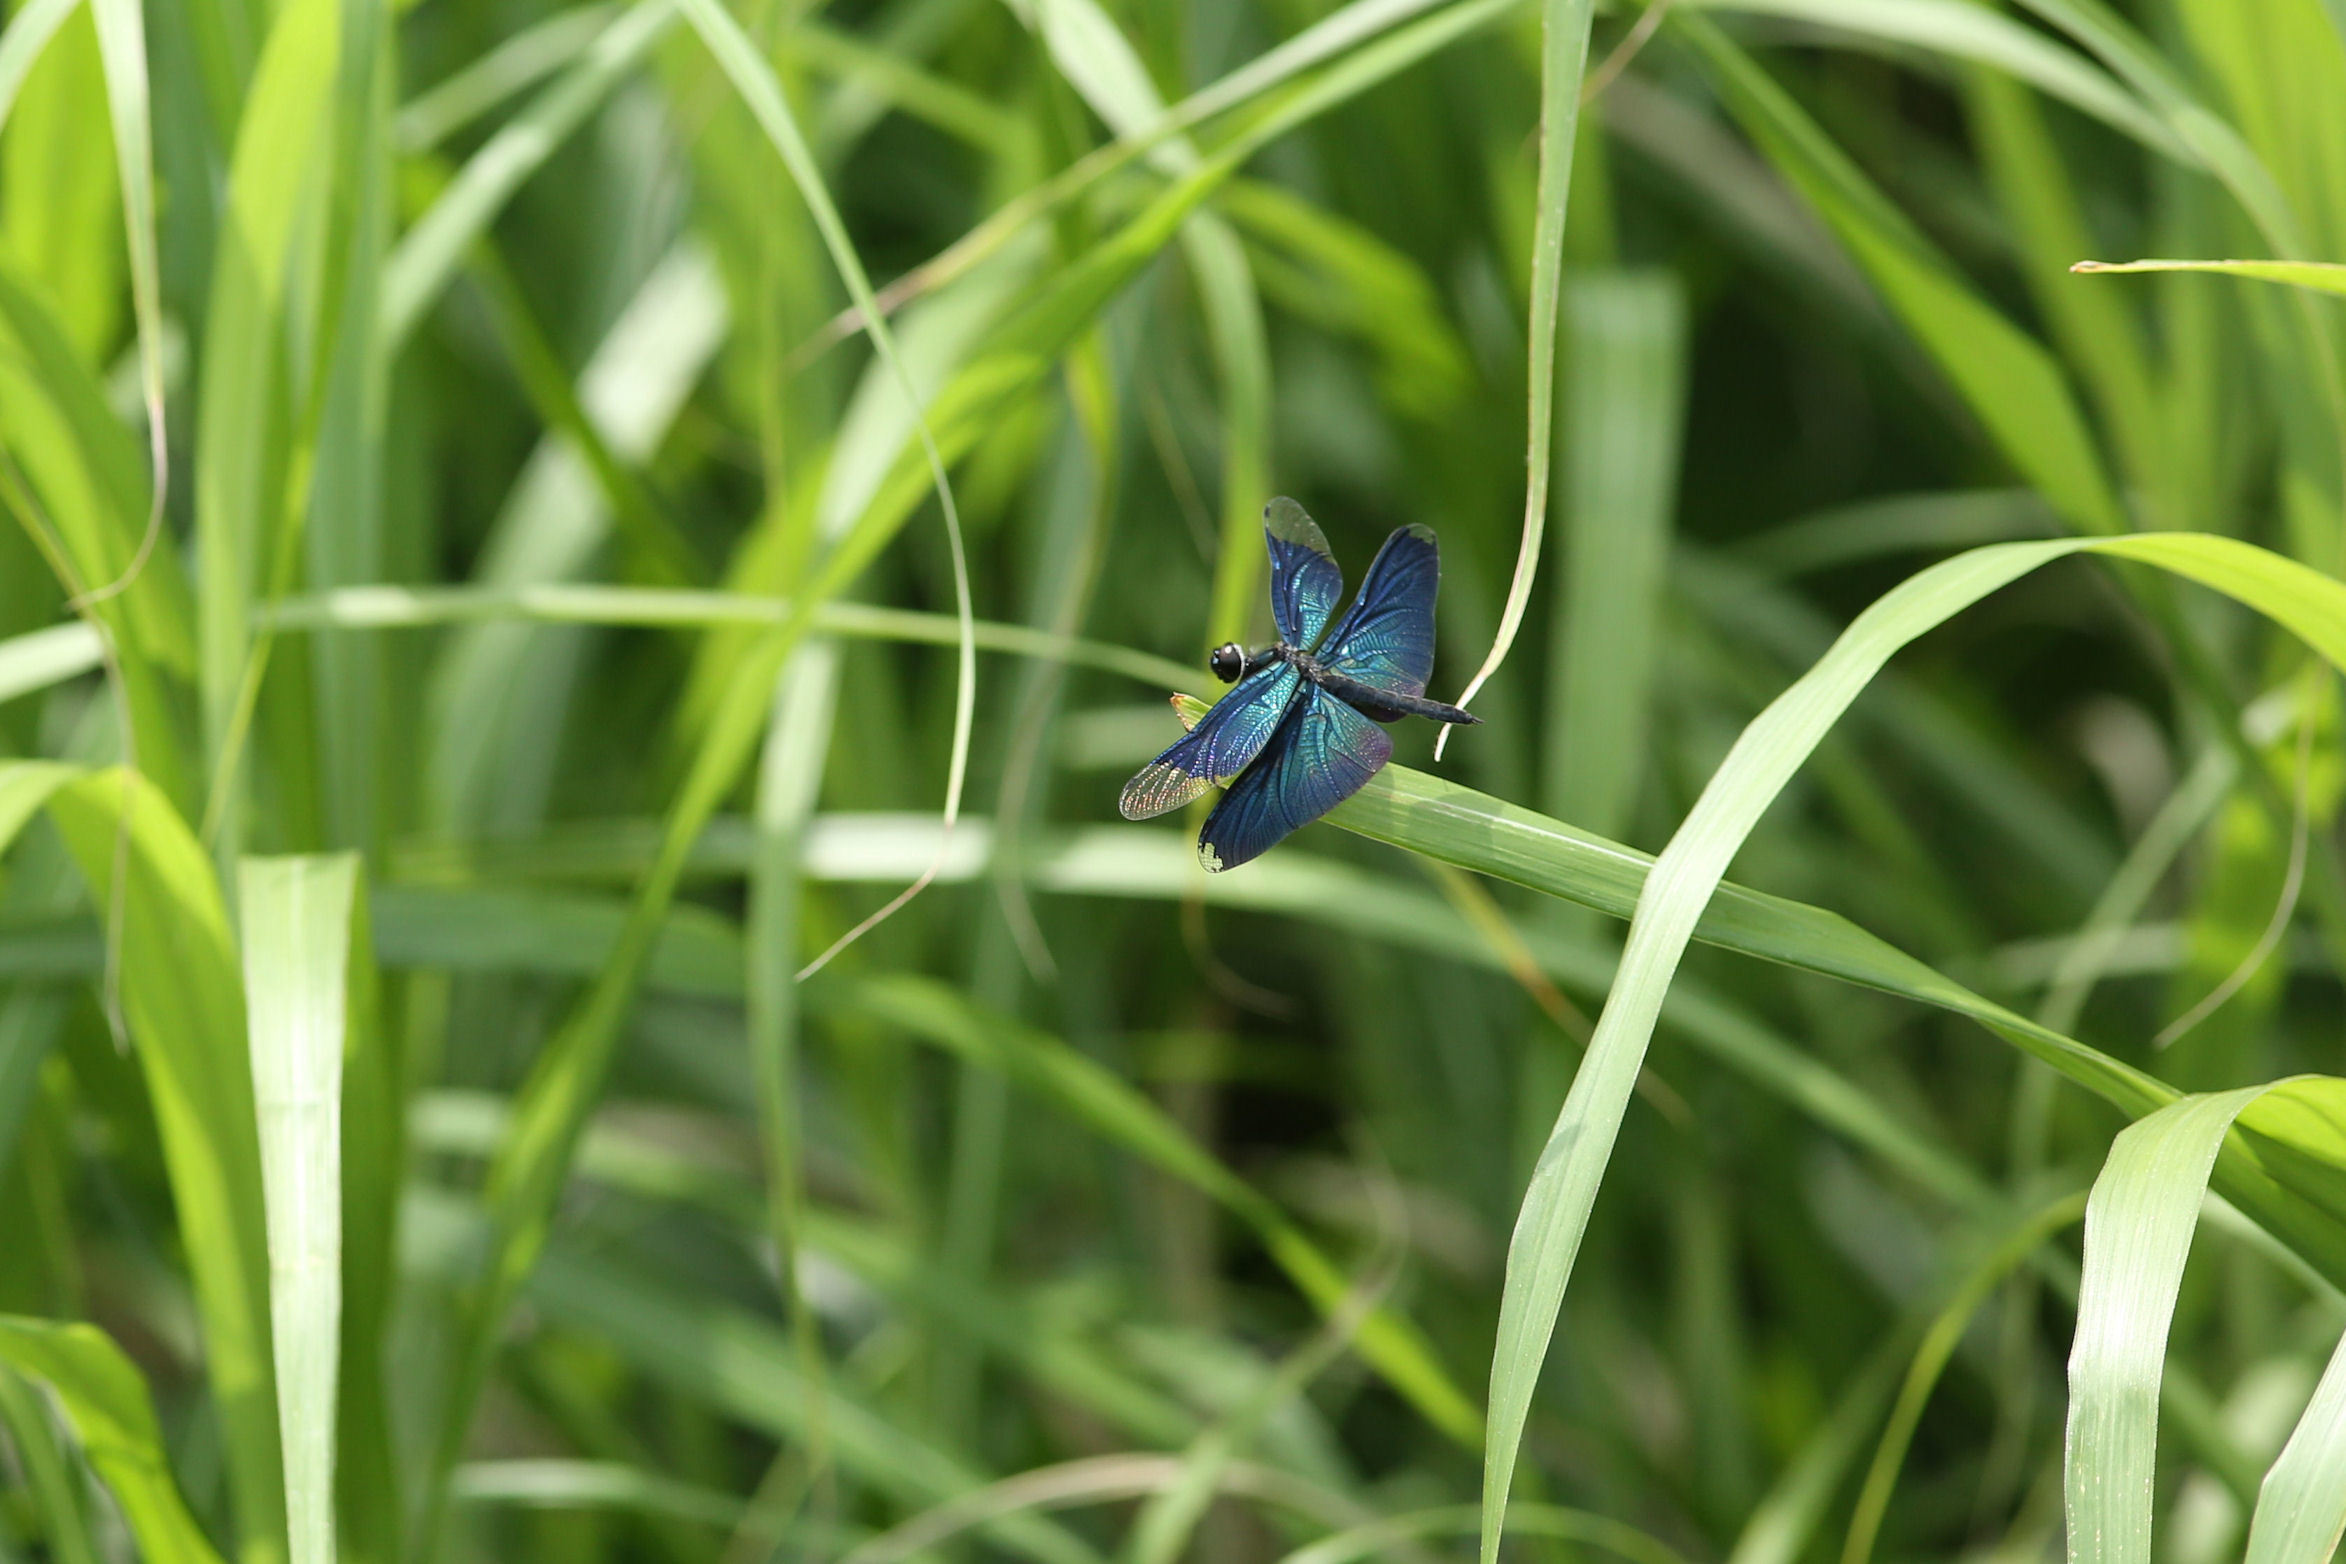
[3,3,121,358]
[2065,1085,2283,1564]
[1734,489,2055,576]
[0,1316,227,1564]
[42,767,285,1564]
[239,855,360,1564]
[2246,1318,2346,1564]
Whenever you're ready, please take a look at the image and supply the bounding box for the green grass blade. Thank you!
[828,972,1482,1443]
[2074,257,2346,295]
[2064,1085,2281,1564]
[423,242,727,832]
[1478,530,2346,1563]
[87,0,167,610]
[39,769,285,1564]
[2005,0,2298,253]
[192,0,340,844]
[239,855,360,1564]
[1546,271,1686,832]
[0,1316,228,1564]
[672,0,974,974]
[1683,17,2125,534]
[2245,1318,2346,1564]
[1440,0,1596,755]
[271,584,1199,688]
[1843,1194,2087,1564]
[0,1363,107,1564]
[0,0,76,130]
[0,621,101,706]
[1687,0,2183,156]
[1275,1502,1693,1564]
[492,1225,1105,1564]
[392,4,616,151]
[1733,488,2055,576]
[0,264,197,805]
[450,1460,748,1532]
[377,0,675,349]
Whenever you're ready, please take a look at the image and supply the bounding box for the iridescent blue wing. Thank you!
[1118,662,1303,820]
[1264,497,1344,651]
[1318,524,1439,699]
[1197,684,1393,871]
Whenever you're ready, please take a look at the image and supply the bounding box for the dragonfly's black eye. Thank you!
[1208,643,1245,683]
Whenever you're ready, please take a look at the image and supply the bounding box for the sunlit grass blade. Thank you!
[378,0,675,349]
[2074,258,2346,295]
[270,584,1198,688]
[2246,1320,2346,1564]
[0,620,101,706]
[239,854,359,1564]
[0,1316,228,1564]
[451,1460,749,1532]
[1477,530,2346,1563]
[23,767,285,1563]
[0,0,76,128]
[2065,1085,2282,1564]
[1439,0,1595,758]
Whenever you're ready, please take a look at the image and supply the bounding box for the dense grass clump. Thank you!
[7,0,2346,1560]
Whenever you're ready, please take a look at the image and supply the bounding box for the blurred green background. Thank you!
[7,0,2346,1559]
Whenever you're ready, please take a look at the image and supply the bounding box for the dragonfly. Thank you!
[1120,497,1480,871]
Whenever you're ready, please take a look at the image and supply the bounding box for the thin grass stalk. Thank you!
[1437,0,1595,756]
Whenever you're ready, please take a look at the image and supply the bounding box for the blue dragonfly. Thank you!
[1120,497,1479,870]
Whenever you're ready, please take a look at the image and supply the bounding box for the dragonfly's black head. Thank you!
[1208,643,1246,683]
